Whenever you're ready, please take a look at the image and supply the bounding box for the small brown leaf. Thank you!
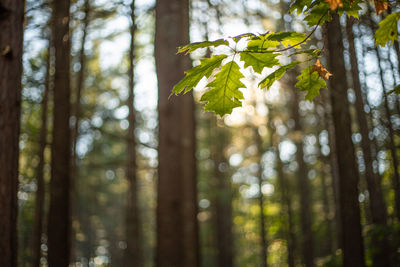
[311,59,332,80]
[374,0,389,14]
[325,0,343,10]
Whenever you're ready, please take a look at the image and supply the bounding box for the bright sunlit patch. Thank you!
[229,153,243,167]
[261,183,274,196]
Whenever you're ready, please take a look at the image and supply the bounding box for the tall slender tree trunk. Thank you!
[275,141,296,267]
[346,17,392,267]
[211,119,233,267]
[269,107,295,267]
[254,127,268,267]
[289,77,314,267]
[375,46,400,220]
[181,92,199,267]
[155,0,199,266]
[70,0,90,261]
[32,43,51,267]
[315,105,335,254]
[0,1,25,266]
[124,1,142,265]
[47,0,72,265]
[320,90,342,250]
[324,14,365,267]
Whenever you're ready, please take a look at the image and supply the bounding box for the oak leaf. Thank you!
[311,59,332,80]
[325,0,343,10]
[374,0,389,14]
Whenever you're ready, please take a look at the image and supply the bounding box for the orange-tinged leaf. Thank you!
[325,0,343,10]
[374,0,389,14]
[311,59,332,80]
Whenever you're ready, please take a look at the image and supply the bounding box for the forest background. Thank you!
[1,0,400,266]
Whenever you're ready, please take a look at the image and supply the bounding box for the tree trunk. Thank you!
[320,90,342,250]
[269,106,296,267]
[124,0,142,265]
[375,46,400,221]
[0,1,25,266]
[70,0,90,261]
[275,141,296,267]
[211,119,233,267]
[47,0,72,265]
[155,0,199,266]
[289,77,314,267]
[324,14,365,267]
[346,17,392,267]
[32,42,51,267]
[254,127,268,267]
[181,92,199,267]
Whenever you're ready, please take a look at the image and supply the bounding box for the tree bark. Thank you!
[275,141,296,267]
[70,0,90,261]
[211,119,233,267]
[269,106,296,267]
[346,17,392,267]
[32,42,51,267]
[47,0,72,265]
[320,90,342,251]
[375,46,400,221]
[124,0,142,265]
[0,1,25,266]
[289,76,314,267]
[155,0,199,266]
[324,14,365,267]
[254,127,268,267]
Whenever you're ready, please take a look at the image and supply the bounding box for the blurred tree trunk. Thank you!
[320,90,342,250]
[375,46,400,221]
[324,14,365,267]
[211,119,233,267]
[254,126,268,267]
[275,139,296,267]
[316,101,337,254]
[155,0,199,266]
[124,0,142,265]
[70,0,90,260]
[269,106,295,267]
[346,17,392,267]
[32,41,51,267]
[288,76,314,267]
[0,0,25,266]
[47,0,72,265]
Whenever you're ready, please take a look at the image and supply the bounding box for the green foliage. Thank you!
[304,3,331,27]
[375,12,400,47]
[295,65,327,101]
[240,52,279,74]
[173,31,324,115]
[177,38,229,54]
[247,33,280,51]
[173,0,398,116]
[387,84,400,95]
[172,55,227,94]
[266,32,307,47]
[259,61,301,89]
[200,61,245,116]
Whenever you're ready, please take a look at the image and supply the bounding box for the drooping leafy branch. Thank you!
[172,0,398,116]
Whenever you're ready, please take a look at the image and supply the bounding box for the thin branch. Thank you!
[237,9,329,54]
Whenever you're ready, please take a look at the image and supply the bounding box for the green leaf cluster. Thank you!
[375,12,400,47]
[295,65,327,101]
[171,31,322,116]
[172,0,398,116]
